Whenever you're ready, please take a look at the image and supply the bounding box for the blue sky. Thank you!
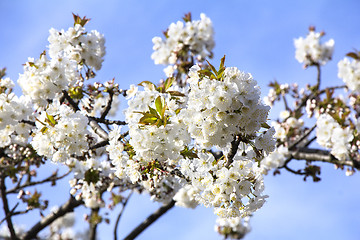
[1,1,360,239]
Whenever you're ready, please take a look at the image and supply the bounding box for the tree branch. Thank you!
[114,192,132,240]
[123,200,175,240]
[22,195,83,240]
[225,135,241,168]
[7,170,71,194]
[0,176,18,240]
[88,116,126,126]
[89,208,99,240]
[286,147,360,170]
[100,91,114,120]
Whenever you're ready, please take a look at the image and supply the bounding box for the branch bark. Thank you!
[0,176,18,240]
[114,192,132,240]
[123,200,175,240]
[22,195,83,240]
[286,147,360,170]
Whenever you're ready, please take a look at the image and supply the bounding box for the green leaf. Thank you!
[27,62,38,69]
[219,55,226,70]
[72,13,90,27]
[180,147,198,159]
[155,96,164,114]
[84,169,100,184]
[164,77,175,91]
[46,113,56,126]
[167,91,185,97]
[261,122,271,129]
[346,52,360,60]
[148,106,159,118]
[40,126,48,134]
[206,60,218,76]
[139,114,158,125]
[138,81,157,89]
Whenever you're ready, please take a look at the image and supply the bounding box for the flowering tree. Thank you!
[0,13,359,240]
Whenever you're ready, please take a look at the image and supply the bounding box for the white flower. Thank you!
[338,57,360,93]
[294,29,334,66]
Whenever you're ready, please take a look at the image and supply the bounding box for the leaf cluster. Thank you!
[137,96,169,127]
[198,55,226,81]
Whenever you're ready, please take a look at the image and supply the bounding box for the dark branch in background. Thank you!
[20,120,36,127]
[62,90,80,111]
[90,140,109,150]
[7,170,71,194]
[318,85,347,94]
[88,116,126,126]
[0,176,19,240]
[22,195,83,240]
[288,124,316,150]
[315,63,321,89]
[225,135,241,168]
[114,191,133,240]
[100,91,114,120]
[0,203,19,225]
[123,200,176,240]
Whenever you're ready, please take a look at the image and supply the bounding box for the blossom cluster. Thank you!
[215,216,251,240]
[151,13,214,66]
[0,78,33,147]
[316,113,354,161]
[179,151,267,218]
[31,101,91,163]
[18,22,105,107]
[294,27,334,66]
[338,56,360,93]
[182,65,272,150]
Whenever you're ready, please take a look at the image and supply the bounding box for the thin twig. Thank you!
[100,91,114,120]
[0,203,19,225]
[123,200,176,240]
[62,90,80,111]
[88,116,126,126]
[114,191,133,240]
[7,170,71,194]
[288,125,316,150]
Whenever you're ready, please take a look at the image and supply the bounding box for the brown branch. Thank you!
[288,125,316,150]
[225,135,241,168]
[88,116,126,126]
[22,195,83,240]
[123,200,175,240]
[114,192,133,240]
[7,170,71,194]
[0,176,19,240]
[62,90,80,111]
[89,208,99,240]
[286,147,360,170]
[100,91,114,120]
[90,140,109,150]
[315,63,321,90]
[0,203,19,225]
